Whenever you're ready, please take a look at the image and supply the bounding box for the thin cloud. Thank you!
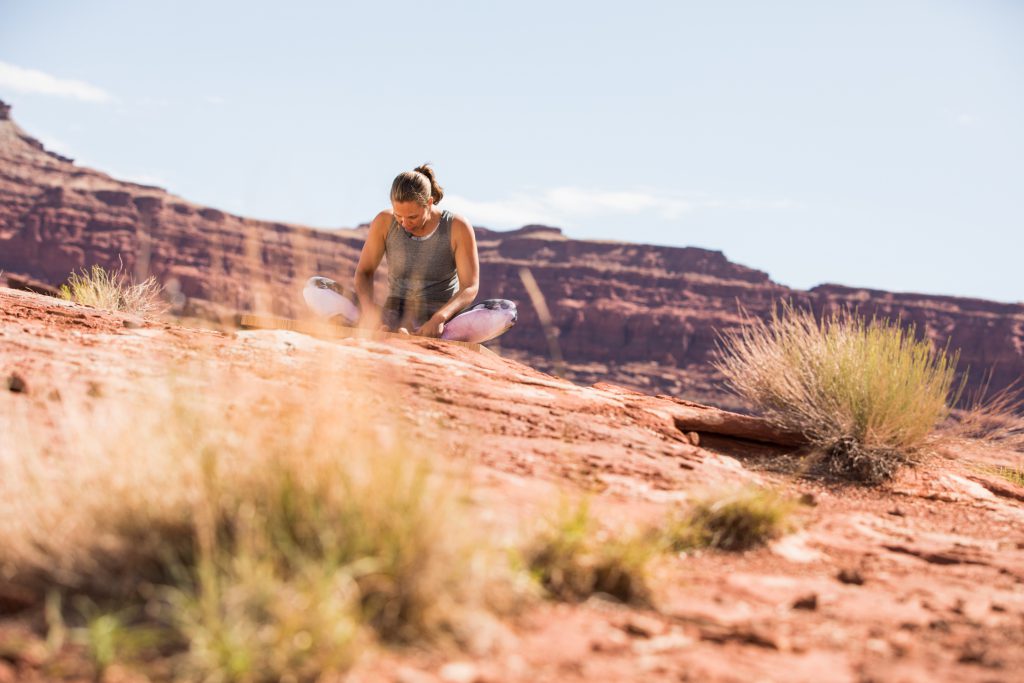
[446,187,795,229]
[0,61,111,103]
[444,193,562,228]
[544,187,694,219]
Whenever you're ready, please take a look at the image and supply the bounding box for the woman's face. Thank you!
[392,200,433,236]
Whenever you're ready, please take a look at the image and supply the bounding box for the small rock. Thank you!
[122,318,143,329]
[792,593,818,610]
[6,372,27,393]
[953,598,990,622]
[633,632,695,654]
[958,640,989,665]
[887,507,906,517]
[590,628,631,652]
[621,614,665,638]
[865,638,890,657]
[686,431,700,446]
[889,631,915,657]
[798,492,817,506]
[837,568,865,585]
[439,661,482,683]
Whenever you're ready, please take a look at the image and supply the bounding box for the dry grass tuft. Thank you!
[524,501,656,605]
[666,485,799,552]
[59,264,166,317]
[0,362,503,680]
[716,303,962,483]
[943,379,1024,453]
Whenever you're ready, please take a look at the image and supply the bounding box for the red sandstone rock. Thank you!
[3,287,1024,682]
[1,100,1021,407]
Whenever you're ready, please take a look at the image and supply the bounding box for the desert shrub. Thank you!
[944,379,1024,453]
[59,264,166,317]
[0,364,499,680]
[665,485,798,552]
[716,303,962,483]
[988,465,1024,487]
[525,501,655,605]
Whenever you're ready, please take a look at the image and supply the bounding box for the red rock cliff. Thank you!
[1,101,1021,405]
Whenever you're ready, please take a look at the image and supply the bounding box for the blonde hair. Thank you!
[390,164,444,205]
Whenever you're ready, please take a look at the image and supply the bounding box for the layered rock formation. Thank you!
[1,99,1021,405]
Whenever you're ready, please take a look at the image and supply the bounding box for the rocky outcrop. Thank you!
[1,99,1021,405]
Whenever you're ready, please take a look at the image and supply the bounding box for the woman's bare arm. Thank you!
[353,211,391,328]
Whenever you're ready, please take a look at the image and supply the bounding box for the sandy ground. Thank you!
[1,286,1023,683]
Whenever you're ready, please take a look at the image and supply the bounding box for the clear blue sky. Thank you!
[2,1,1022,302]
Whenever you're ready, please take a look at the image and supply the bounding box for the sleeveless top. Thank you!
[384,209,460,313]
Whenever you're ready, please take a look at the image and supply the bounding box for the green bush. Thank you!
[716,304,962,483]
[666,485,798,552]
[525,501,655,605]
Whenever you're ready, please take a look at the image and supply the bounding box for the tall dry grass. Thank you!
[716,304,962,483]
[944,378,1024,452]
[0,361,507,680]
[59,264,166,317]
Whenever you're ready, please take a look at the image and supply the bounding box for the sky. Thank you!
[1,0,1022,302]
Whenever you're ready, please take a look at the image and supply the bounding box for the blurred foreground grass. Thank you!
[0,337,809,680]
[0,358,513,680]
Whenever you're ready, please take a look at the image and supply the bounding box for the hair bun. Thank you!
[413,163,444,204]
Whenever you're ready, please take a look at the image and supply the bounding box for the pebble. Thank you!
[6,372,27,393]
[621,613,666,638]
[837,568,865,585]
[792,593,818,610]
[633,632,695,654]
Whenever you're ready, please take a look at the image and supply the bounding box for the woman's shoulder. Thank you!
[371,210,397,230]
[445,211,476,249]
[366,211,397,242]
[444,210,473,232]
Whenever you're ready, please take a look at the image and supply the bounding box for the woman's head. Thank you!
[391,164,444,234]
[390,164,444,206]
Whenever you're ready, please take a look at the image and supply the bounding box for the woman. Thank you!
[303,165,517,343]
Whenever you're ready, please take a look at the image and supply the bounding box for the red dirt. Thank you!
[2,287,1023,682]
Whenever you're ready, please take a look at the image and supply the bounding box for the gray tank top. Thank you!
[384,209,460,305]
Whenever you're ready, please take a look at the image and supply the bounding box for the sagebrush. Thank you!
[59,264,166,317]
[716,303,962,483]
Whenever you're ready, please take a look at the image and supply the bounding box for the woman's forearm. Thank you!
[354,270,381,324]
[434,284,479,322]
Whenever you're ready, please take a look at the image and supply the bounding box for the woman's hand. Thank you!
[415,314,446,338]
